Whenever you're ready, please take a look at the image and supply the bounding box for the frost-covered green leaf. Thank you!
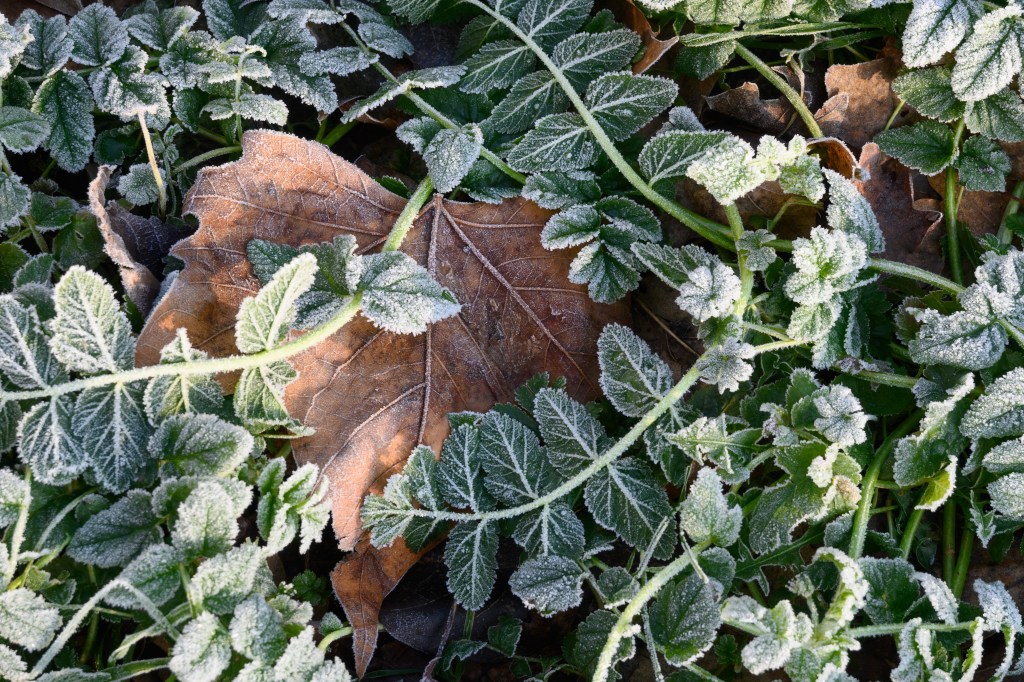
[721,596,810,674]
[461,40,534,93]
[73,383,152,493]
[230,594,286,663]
[507,113,596,173]
[638,130,727,191]
[172,480,244,558]
[0,172,30,231]
[257,460,330,554]
[0,469,26,529]
[153,414,252,479]
[965,89,1024,142]
[508,555,584,615]
[144,332,225,423]
[634,242,741,321]
[437,423,492,513]
[0,296,65,390]
[951,5,1024,102]
[17,396,85,486]
[586,73,677,141]
[823,169,884,253]
[512,501,586,558]
[585,457,673,555]
[125,2,200,51]
[901,0,981,68]
[32,71,95,173]
[170,612,232,682]
[421,124,483,193]
[444,520,498,611]
[478,411,558,505]
[236,253,317,354]
[956,135,1011,192]
[737,229,777,272]
[696,338,755,393]
[67,490,160,568]
[106,543,183,609]
[0,588,61,652]
[813,385,870,447]
[875,120,956,175]
[679,468,742,546]
[518,0,591,48]
[913,571,959,625]
[649,570,721,665]
[50,266,134,374]
[117,163,164,206]
[779,154,825,203]
[892,67,965,123]
[251,18,338,113]
[191,542,272,615]
[0,107,50,155]
[359,252,460,334]
[962,368,1024,440]
[908,306,1006,370]
[204,0,267,41]
[687,137,767,204]
[598,323,672,417]
[68,4,129,67]
[15,11,70,78]
[860,558,919,625]
[533,387,609,477]
[553,29,639,90]
[358,22,413,59]
[299,46,376,77]
[522,171,601,209]
[667,416,759,485]
[786,227,868,306]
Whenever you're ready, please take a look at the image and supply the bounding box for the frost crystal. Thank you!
[0,589,61,651]
[813,385,871,446]
[902,0,981,68]
[170,612,232,682]
[951,4,1024,102]
[696,338,756,393]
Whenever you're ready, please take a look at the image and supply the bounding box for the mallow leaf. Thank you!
[950,5,1024,102]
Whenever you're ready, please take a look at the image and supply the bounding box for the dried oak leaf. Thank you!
[856,142,945,273]
[706,67,812,136]
[814,56,907,152]
[601,0,677,74]
[136,128,626,546]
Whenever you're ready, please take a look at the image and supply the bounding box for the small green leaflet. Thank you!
[68,3,129,67]
[585,73,677,141]
[0,107,50,154]
[0,296,66,390]
[0,588,62,652]
[875,120,956,175]
[32,71,96,172]
[679,468,742,547]
[50,266,135,375]
[67,490,161,568]
[359,252,461,334]
[16,11,72,78]
[649,570,721,666]
[235,253,318,354]
[892,67,965,123]
[597,323,673,417]
[73,383,153,493]
[508,555,584,615]
[956,135,1011,192]
[639,131,727,191]
[170,612,233,682]
[507,113,597,173]
[444,520,498,611]
[17,396,86,486]
[965,89,1024,142]
[950,5,1024,102]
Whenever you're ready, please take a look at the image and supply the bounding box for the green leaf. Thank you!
[203,0,267,40]
[489,72,567,134]
[17,396,85,485]
[721,596,809,674]
[956,135,1011,192]
[50,266,134,374]
[650,570,721,665]
[0,15,28,80]
[487,616,522,656]
[892,67,965,123]
[153,414,253,479]
[962,368,1024,440]
[67,490,160,568]
[437,423,493,512]
[358,21,414,59]
[908,308,1006,371]
[859,558,919,625]
[236,253,318,354]
[16,11,72,78]
[875,120,957,175]
[951,5,1024,102]
[460,40,535,93]
[901,0,981,68]
[251,18,338,113]
[0,589,61,652]
[0,296,65,390]
[422,124,483,193]
[512,501,586,558]
[478,412,558,505]
[106,543,183,609]
[125,2,200,51]
[0,469,26,529]
[0,172,30,231]
[633,242,741,321]
[385,0,444,22]
[686,136,767,204]
[679,468,742,547]
[553,29,640,90]
[299,46,377,77]
[695,338,756,393]
[359,252,461,334]
[0,107,50,154]
[597,323,672,417]
[68,3,128,67]
[444,520,498,610]
[230,594,287,662]
[73,383,153,493]
[533,387,610,477]
[823,169,884,253]
[565,609,635,681]
[144,331,225,423]
[638,131,726,191]
[508,555,584,615]
[785,227,868,305]
[507,113,596,173]
[586,73,677,141]
[522,171,601,209]
[172,480,244,558]
[965,89,1024,142]
[170,612,232,682]
[585,457,674,556]
[517,0,592,48]
[32,71,95,172]
[190,542,272,615]
[676,41,736,80]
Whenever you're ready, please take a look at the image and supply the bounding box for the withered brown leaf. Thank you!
[136,130,628,550]
[815,56,907,152]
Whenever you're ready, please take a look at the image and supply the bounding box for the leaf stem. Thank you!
[172,145,241,175]
[848,411,922,559]
[137,112,166,216]
[464,0,734,250]
[945,119,967,285]
[592,540,713,682]
[848,370,918,390]
[900,507,925,560]
[848,621,974,638]
[865,258,964,295]
[942,497,957,585]
[383,177,433,251]
[725,203,753,317]
[951,517,974,598]
[733,43,823,137]
[3,468,31,587]
[997,179,1024,245]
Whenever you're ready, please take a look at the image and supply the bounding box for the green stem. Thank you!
[951,517,974,599]
[137,112,166,216]
[106,658,172,681]
[997,179,1024,245]
[945,119,967,285]
[592,540,713,682]
[850,370,918,390]
[321,121,356,148]
[172,146,241,175]
[725,203,753,317]
[942,498,957,585]
[0,178,434,405]
[866,258,964,295]
[848,412,922,559]
[733,43,823,137]
[3,468,31,586]
[464,0,734,250]
[317,625,353,651]
[848,621,974,638]
[900,507,925,560]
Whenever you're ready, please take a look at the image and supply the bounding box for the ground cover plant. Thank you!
[2,0,1024,679]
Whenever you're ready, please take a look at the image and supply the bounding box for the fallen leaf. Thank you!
[706,67,811,136]
[602,0,677,74]
[815,56,907,152]
[927,174,1013,239]
[88,167,190,315]
[856,142,945,273]
[332,538,426,677]
[808,137,860,180]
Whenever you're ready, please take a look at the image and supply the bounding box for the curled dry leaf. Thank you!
[706,67,811,136]
[815,56,906,152]
[603,0,678,74]
[136,130,626,669]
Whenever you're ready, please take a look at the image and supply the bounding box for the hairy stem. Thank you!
[726,203,753,317]
[592,540,713,682]
[865,258,964,295]
[384,177,433,251]
[107,657,172,681]
[951,517,974,598]
[137,112,166,215]
[3,468,31,586]
[848,412,922,559]
[172,145,241,175]
[733,44,823,137]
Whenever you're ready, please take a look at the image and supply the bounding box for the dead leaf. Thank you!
[927,174,1012,239]
[808,137,860,179]
[705,67,812,136]
[856,142,945,273]
[601,0,677,73]
[88,165,160,315]
[814,56,907,152]
[332,538,426,677]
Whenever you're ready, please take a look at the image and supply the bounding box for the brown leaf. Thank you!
[856,142,945,273]
[705,67,812,136]
[137,131,625,547]
[331,538,426,677]
[814,57,907,152]
[87,167,161,316]
[601,0,677,73]
[927,174,1013,239]
[808,137,860,179]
